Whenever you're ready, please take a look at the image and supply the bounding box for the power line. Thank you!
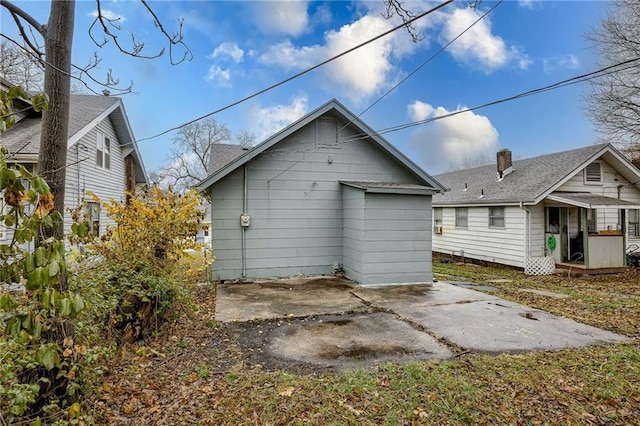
[138,0,454,142]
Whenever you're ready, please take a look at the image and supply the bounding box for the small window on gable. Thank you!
[96,132,111,170]
[584,161,602,184]
[316,118,340,148]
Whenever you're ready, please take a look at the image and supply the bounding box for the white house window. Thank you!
[86,202,101,236]
[586,209,597,234]
[434,207,443,226]
[584,161,602,184]
[455,207,468,228]
[489,207,505,228]
[628,209,639,238]
[96,132,111,170]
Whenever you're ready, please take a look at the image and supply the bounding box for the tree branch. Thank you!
[0,0,46,36]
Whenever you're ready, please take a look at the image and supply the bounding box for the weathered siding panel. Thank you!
[64,116,126,237]
[528,203,546,257]
[361,193,432,285]
[341,185,364,283]
[432,206,527,268]
[210,116,421,281]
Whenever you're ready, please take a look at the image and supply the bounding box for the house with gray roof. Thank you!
[432,144,640,274]
[197,99,446,286]
[1,84,148,242]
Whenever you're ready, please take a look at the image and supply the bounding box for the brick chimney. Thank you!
[496,149,513,180]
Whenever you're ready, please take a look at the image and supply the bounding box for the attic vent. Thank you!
[316,118,340,148]
[584,161,602,184]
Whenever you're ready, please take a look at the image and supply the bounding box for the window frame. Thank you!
[488,206,505,228]
[455,207,468,228]
[628,209,639,238]
[85,201,101,237]
[96,132,111,170]
[316,117,340,148]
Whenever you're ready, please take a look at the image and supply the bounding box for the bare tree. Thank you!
[159,118,233,192]
[448,154,493,171]
[0,40,44,91]
[0,0,192,242]
[235,129,256,149]
[586,0,640,159]
[382,0,482,43]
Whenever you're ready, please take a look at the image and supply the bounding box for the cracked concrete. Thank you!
[215,277,629,368]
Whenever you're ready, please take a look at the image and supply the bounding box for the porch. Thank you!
[543,192,640,272]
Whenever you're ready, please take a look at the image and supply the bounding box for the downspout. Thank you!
[520,202,531,263]
[242,165,248,279]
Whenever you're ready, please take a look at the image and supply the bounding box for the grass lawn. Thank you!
[92,262,640,425]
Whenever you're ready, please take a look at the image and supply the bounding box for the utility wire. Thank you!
[138,0,454,142]
[266,1,502,183]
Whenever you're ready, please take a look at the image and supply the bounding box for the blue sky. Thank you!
[1,0,610,175]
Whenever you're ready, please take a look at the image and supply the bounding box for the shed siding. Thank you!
[64,117,126,237]
[341,185,365,283]
[360,193,432,285]
[210,116,421,281]
[432,206,526,268]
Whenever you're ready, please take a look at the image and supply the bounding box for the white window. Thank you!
[628,209,639,238]
[455,207,468,228]
[434,207,443,226]
[96,132,111,169]
[85,202,101,236]
[489,207,505,228]
[586,209,597,234]
[584,161,602,184]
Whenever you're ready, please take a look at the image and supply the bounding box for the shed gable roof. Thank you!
[197,99,445,192]
[433,143,640,206]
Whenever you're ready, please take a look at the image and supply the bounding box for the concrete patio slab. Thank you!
[267,312,452,370]
[215,277,629,368]
[215,277,367,322]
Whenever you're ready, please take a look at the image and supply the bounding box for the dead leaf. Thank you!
[278,386,295,397]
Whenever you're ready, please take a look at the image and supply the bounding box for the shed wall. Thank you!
[210,116,420,281]
[341,185,365,283]
[360,193,432,285]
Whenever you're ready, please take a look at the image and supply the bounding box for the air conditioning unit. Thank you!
[433,225,443,234]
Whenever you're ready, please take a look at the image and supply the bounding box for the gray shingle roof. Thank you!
[433,144,609,205]
[207,143,249,174]
[1,95,119,158]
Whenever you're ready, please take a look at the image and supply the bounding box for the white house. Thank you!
[1,84,148,242]
[432,144,640,274]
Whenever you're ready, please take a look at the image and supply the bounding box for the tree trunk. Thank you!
[38,0,75,242]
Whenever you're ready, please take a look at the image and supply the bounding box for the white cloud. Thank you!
[259,14,409,103]
[89,9,126,22]
[518,0,538,9]
[253,1,310,37]
[440,8,531,73]
[259,40,321,70]
[205,65,232,88]
[250,95,309,141]
[543,54,580,73]
[407,100,499,173]
[210,42,244,63]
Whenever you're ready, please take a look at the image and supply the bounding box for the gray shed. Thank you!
[197,99,446,286]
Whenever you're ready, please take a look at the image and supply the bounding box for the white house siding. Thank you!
[528,203,546,258]
[64,117,126,237]
[360,193,432,285]
[557,159,640,249]
[210,116,419,281]
[432,206,527,268]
